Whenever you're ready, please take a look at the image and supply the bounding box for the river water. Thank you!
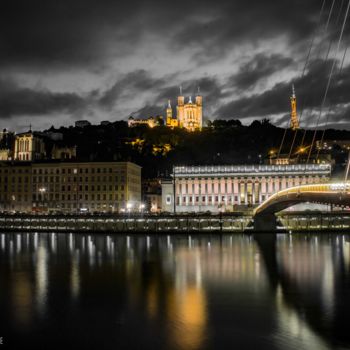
[1,232,350,349]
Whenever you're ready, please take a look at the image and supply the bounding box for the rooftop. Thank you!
[173,163,332,177]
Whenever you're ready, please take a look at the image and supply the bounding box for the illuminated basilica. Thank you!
[166,88,203,131]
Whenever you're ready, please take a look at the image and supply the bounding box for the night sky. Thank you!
[1,0,350,131]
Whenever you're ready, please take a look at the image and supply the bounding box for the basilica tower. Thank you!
[166,100,172,123]
[195,88,203,129]
[177,86,185,127]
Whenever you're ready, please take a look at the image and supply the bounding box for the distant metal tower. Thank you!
[290,85,300,130]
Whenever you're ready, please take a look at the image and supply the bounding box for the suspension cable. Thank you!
[277,0,326,158]
[344,150,350,183]
[316,46,348,160]
[307,0,350,163]
[298,0,345,162]
[288,0,336,159]
[277,128,287,158]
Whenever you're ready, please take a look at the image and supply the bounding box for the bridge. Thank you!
[253,182,350,231]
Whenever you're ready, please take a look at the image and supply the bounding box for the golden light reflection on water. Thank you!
[2,233,350,349]
[169,286,207,350]
[11,273,33,328]
[146,281,158,319]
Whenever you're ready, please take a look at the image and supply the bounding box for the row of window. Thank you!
[0,167,129,175]
[50,185,125,192]
[33,193,125,201]
[32,176,125,183]
[175,175,325,181]
[178,179,316,194]
[0,186,30,192]
[32,167,126,175]
[0,169,30,174]
[0,184,126,192]
[176,195,267,205]
[0,177,30,183]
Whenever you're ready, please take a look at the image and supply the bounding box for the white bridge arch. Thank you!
[254,183,350,216]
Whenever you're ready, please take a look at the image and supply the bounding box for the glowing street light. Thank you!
[269,149,276,158]
[126,202,133,213]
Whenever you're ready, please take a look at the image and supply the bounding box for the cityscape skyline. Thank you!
[1,0,350,131]
[2,1,350,349]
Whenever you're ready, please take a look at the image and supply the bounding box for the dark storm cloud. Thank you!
[0,79,86,118]
[99,70,168,108]
[0,0,142,69]
[156,77,229,108]
[0,0,329,70]
[229,54,294,91]
[172,0,324,62]
[321,104,350,125]
[1,0,349,128]
[132,104,164,118]
[216,58,350,124]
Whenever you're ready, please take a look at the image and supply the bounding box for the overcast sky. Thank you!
[1,0,350,131]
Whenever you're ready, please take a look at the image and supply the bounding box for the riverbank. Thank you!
[0,211,350,233]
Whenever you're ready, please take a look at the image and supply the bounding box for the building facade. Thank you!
[51,145,77,160]
[0,161,141,213]
[0,149,10,161]
[128,116,163,128]
[166,89,203,131]
[162,164,332,213]
[14,132,46,161]
[142,179,162,213]
[75,120,91,128]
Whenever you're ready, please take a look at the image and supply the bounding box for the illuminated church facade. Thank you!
[166,88,203,131]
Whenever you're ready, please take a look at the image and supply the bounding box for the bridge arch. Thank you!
[254,183,350,216]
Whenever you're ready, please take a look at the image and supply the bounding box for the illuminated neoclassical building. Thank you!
[166,88,203,131]
[162,163,331,213]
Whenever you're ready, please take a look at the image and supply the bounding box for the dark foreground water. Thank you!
[1,233,350,349]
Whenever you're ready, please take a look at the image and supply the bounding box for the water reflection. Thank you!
[0,232,350,349]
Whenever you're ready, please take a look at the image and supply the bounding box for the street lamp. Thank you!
[38,187,47,212]
[126,202,133,213]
